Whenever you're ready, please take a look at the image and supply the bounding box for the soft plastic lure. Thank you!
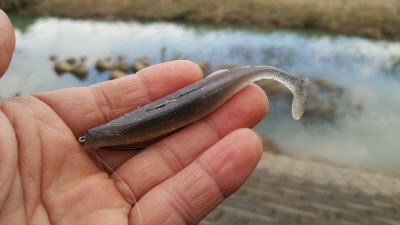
[78,65,309,148]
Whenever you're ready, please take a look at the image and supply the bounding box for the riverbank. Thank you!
[8,0,400,40]
[203,153,400,225]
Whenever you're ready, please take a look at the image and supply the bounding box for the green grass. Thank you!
[8,13,36,31]
[1,0,35,12]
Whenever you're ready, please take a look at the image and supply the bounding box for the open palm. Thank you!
[0,58,268,225]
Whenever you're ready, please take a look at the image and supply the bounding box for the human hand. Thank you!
[0,10,15,78]
[0,11,268,225]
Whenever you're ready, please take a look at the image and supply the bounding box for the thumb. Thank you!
[0,9,15,78]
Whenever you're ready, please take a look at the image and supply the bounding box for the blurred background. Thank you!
[1,0,400,224]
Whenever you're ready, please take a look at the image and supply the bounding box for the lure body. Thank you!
[79,65,309,148]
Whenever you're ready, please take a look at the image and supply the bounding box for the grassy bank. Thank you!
[13,0,400,40]
[1,0,36,11]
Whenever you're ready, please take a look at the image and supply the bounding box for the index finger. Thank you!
[35,60,203,135]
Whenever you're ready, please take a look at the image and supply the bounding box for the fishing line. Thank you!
[87,147,144,225]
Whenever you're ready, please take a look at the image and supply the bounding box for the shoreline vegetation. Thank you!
[2,0,400,40]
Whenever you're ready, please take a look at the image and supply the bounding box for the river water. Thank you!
[2,16,400,175]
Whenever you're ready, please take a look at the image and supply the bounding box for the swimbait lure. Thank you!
[78,65,309,148]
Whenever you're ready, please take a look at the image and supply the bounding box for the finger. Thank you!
[0,109,18,206]
[113,83,268,199]
[0,9,16,78]
[129,128,262,225]
[35,60,203,136]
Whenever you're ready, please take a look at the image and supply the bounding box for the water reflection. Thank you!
[2,17,400,175]
[383,55,400,80]
[8,13,36,32]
